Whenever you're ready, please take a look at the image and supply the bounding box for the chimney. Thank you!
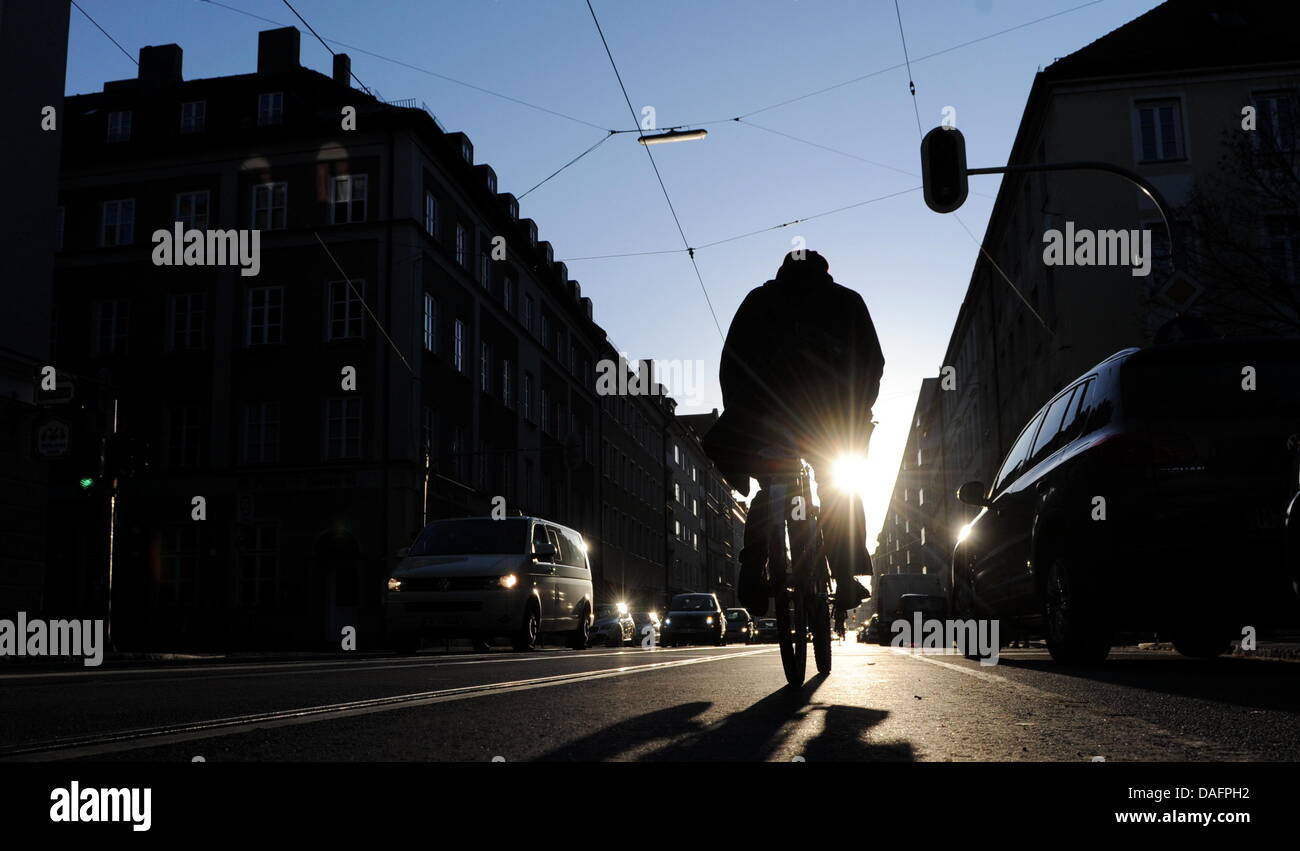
[138,44,183,86]
[257,27,301,74]
[332,53,351,86]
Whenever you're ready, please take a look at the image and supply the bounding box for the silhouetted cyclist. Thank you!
[702,250,884,618]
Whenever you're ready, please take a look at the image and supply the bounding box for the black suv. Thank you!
[952,339,1300,664]
[661,593,726,647]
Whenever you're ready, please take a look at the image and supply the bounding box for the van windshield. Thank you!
[409,518,529,556]
[669,595,715,611]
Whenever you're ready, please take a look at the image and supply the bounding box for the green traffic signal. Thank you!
[79,477,95,490]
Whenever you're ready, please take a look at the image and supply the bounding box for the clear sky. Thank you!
[65,0,1164,551]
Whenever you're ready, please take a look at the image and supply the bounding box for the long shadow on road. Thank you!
[994,655,1300,712]
[538,674,915,762]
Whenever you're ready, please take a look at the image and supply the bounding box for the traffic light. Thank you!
[921,126,969,214]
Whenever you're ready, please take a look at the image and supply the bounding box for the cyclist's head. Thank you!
[776,250,831,284]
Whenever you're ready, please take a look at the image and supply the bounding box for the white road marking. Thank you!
[3,647,776,762]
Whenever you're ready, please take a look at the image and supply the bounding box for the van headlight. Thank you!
[387,577,402,592]
[498,573,519,589]
[705,616,714,625]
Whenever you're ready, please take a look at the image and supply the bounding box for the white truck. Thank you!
[872,572,945,645]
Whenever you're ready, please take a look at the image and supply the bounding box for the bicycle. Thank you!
[755,432,835,687]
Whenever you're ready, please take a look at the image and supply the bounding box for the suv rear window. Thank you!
[1124,346,1300,420]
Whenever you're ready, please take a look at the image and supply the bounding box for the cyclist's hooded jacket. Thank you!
[703,253,884,496]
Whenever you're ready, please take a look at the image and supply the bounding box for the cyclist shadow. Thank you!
[537,675,914,762]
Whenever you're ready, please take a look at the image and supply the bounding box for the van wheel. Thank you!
[567,607,591,650]
[512,604,540,652]
[1171,631,1231,658]
[1044,556,1112,664]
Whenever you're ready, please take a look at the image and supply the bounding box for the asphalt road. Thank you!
[2,640,1298,762]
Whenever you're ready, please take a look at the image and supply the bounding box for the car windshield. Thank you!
[669,595,714,611]
[408,518,528,556]
[726,610,745,621]
[595,605,619,618]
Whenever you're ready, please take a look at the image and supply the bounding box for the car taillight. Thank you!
[1149,433,1204,472]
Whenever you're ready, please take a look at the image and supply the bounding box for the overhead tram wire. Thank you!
[731,0,1106,121]
[518,132,616,200]
[893,0,925,139]
[559,186,922,262]
[584,0,725,340]
[199,0,614,132]
[886,0,1057,337]
[280,0,373,96]
[72,1,137,66]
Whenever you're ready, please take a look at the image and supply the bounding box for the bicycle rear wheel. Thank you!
[775,587,807,687]
[811,592,833,675]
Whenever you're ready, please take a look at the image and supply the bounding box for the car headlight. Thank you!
[664,618,672,626]
[498,573,519,589]
[705,616,714,625]
[387,577,402,592]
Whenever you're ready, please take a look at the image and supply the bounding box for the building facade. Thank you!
[46,26,738,649]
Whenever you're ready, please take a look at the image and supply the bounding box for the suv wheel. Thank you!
[1044,556,1112,664]
[512,603,541,652]
[1171,631,1231,658]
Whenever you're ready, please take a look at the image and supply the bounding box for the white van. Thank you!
[385,516,594,652]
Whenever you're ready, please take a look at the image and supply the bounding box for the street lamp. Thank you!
[638,128,708,145]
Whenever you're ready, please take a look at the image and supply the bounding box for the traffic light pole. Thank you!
[965,160,1183,275]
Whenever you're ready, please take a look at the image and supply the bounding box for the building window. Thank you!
[168,406,203,467]
[503,277,515,314]
[159,527,201,605]
[327,279,366,340]
[480,341,492,393]
[423,190,438,237]
[1266,214,1299,285]
[1136,99,1184,162]
[326,397,362,460]
[673,443,681,465]
[101,199,134,246]
[175,190,210,230]
[257,92,284,126]
[1254,90,1297,152]
[455,224,468,267]
[502,359,513,408]
[94,300,129,355]
[242,402,280,464]
[252,182,287,230]
[524,294,535,336]
[246,286,284,346]
[329,174,367,224]
[453,319,465,373]
[180,101,206,133]
[421,406,434,457]
[168,293,205,350]
[692,497,698,517]
[479,251,492,288]
[239,525,279,606]
[674,482,681,503]
[522,372,534,422]
[423,293,436,352]
[541,389,552,435]
[107,110,131,142]
[918,488,925,507]
[541,315,552,351]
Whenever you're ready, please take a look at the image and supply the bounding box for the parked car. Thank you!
[724,608,758,644]
[661,593,726,646]
[591,602,635,646]
[756,617,779,643]
[951,339,1300,664]
[631,611,661,647]
[385,516,593,653]
[857,614,880,643]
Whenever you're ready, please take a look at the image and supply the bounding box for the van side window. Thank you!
[992,413,1044,495]
[532,523,549,552]
[545,526,564,559]
[1029,385,1080,465]
[558,528,588,570]
[1060,378,1094,444]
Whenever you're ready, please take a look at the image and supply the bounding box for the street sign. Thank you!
[35,374,75,406]
[37,419,71,458]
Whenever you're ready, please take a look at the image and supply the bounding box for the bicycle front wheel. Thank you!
[775,587,807,687]
[811,593,833,675]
